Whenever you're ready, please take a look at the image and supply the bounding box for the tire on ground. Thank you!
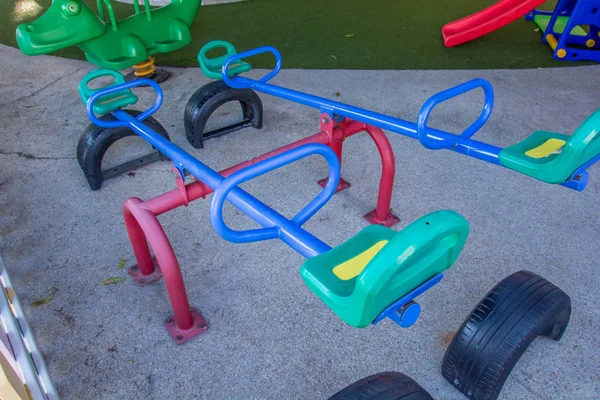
[184,80,262,149]
[77,109,170,190]
[328,371,433,400]
[442,270,571,400]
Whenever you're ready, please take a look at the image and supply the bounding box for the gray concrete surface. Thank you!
[0,44,599,399]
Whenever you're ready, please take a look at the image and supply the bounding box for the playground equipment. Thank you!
[16,0,205,188]
[442,0,547,47]
[80,70,472,344]
[79,43,590,343]
[77,69,171,190]
[77,42,264,190]
[15,0,203,81]
[526,0,600,62]
[184,41,264,148]
[203,42,600,190]
[0,256,58,400]
[443,0,600,62]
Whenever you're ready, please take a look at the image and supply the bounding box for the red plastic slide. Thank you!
[442,0,546,47]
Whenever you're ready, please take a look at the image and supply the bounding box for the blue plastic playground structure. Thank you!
[527,0,600,62]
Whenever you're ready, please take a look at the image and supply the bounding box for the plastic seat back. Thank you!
[353,210,469,323]
[300,210,469,327]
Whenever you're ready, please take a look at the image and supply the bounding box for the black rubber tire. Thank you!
[328,372,434,400]
[441,270,571,400]
[184,80,262,149]
[77,109,170,190]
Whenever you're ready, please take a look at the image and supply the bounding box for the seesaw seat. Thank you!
[78,69,138,115]
[499,110,600,184]
[300,211,469,328]
[198,40,252,80]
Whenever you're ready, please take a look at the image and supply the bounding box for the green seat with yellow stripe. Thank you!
[499,110,600,184]
[300,210,469,328]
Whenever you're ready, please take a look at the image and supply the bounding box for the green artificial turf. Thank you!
[3,0,585,69]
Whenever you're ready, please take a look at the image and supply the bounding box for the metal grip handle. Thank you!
[209,144,340,243]
[198,40,239,80]
[86,79,163,129]
[222,46,282,89]
[417,78,494,150]
[79,69,125,102]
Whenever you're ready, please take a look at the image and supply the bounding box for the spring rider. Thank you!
[15,0,206,189]
[15,0,203,82]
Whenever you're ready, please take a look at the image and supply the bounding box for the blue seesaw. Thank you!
[202,42,600,191]
[79,43,598,343]
[81,69,469,343]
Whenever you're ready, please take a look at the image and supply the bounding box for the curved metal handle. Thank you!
[79,69,126,103]
[209,143,340,243]
[198,40,238,80]
[86,78,163,129]
[222,46,282,89]
[417,79,494,150]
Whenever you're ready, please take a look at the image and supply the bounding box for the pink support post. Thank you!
[361,125,400,227]
[344,121,400,227]
[121,116,401,344]
[123,198,156,278]
[123,198,207,344]
[317,113,351,192]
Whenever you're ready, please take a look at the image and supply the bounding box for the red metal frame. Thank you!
[124,118,399,343]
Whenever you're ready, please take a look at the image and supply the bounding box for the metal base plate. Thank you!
[164,308,209,344]
[128,257,163,286]
[318,177,351,193]
[363,209,400,227]
[101,152,163,180]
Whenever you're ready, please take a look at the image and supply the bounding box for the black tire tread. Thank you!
[328,372,433,400]
[184,81,262,149]
[77,109,170,190]
[442,270,571,400]
[184,81,230,139]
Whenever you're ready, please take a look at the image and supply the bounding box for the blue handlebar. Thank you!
[214,46,502,164]
[209,144,341,244]
[417,79,494,150]
[222,46,282,89]
[86,79,163,129]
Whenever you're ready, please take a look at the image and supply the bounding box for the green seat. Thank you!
[499,110,600,184]
[300,210,469,328]
[198,40,252,80]
[78,69,138,115]
[82,31,149,71]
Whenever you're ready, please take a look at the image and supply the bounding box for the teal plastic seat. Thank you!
[499,110,600,183]
[300,210,469,328]
[78,69,138,115]
[198,40,252,80]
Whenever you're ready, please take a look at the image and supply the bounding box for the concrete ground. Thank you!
[0,44,599,399]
